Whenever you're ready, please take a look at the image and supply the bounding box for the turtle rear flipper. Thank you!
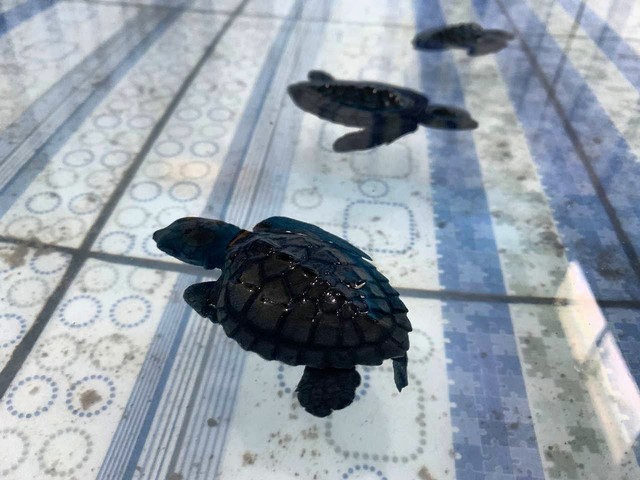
[296,367,361,417]
[308,70,335,83]
[333,121,418,153]
[184,281,221,321]
[421,104,478,130]
[393,353,408,391]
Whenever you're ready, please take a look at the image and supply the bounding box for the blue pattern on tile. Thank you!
[0,7,182,217]
[555,0,640,93]
[480,0,640,286]
[0,0,57,39]
[97,275,196,479]
[471,0,640,300]
[413,1,545,478]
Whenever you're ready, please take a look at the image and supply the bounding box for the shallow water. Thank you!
[1,0,640,479]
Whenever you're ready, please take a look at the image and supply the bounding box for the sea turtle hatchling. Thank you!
[413,22,515,56]
[153,216,412,417]
[287,70,478,152]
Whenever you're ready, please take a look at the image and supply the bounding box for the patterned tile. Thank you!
[0,241,71,370]
[0,2,137,132]
[0,259,179,479]
[93,15,285,259]
[0,12,228,247]
[1,0,640,479]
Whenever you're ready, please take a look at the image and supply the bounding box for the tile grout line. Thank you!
[0,2,187,395]
[4,233,640,309]
[548,0,586,90]
[0,0,251,399]
[494,0,640,286]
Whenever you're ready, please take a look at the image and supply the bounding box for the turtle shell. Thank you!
[317,83,415,112]
[213,232,411,369]
[299,81,429,128]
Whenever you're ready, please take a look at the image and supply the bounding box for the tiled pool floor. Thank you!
[1,0,640,479]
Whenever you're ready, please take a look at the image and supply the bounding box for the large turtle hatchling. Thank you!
[153,216,412,417]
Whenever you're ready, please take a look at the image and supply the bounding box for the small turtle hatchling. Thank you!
[413,22,514,56]
[288,70,478,152]
[153,216,412,417]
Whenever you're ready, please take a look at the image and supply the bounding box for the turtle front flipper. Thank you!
[392,353,408,391]
[308,70,334,83]
[296,367,361,417]
[333,121,418,153]
[183,281,221,321]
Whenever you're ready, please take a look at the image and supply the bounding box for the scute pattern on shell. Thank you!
[215,233,411,369]
[316,84,411,111]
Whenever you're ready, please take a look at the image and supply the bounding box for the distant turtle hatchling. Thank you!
[413,22,514,56]
[154,216,412,417]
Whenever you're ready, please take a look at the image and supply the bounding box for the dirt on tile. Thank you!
[242,451,257,466]
[80,389,102,410]
[418,466,436,480]
[0,244,29,268]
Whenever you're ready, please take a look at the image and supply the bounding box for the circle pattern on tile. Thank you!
[324,368,426,461]
[341,464,388,480]
[6,277,49,307]
[37,428,93,477]
[90,334,136,370]
[0,313,27,349]
[0,429,29,476]
[6,375,58,418]
[26,192,62,214]
[29,251,68,275]
[59,295,102,328]
[78,263,119,293]
[34,333,81,371]
[66,374,116,417]
[97,231,135,255]
[109,295,151,328]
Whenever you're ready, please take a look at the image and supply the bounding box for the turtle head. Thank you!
[419,104,478,130]
[287,81,323,112]
[153,217,242,269]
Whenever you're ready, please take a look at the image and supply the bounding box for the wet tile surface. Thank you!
[1,0,640,479]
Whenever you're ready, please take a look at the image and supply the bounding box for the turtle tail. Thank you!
[393,353,408,391]
[418,104,478,130]
[295,367,361,417]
